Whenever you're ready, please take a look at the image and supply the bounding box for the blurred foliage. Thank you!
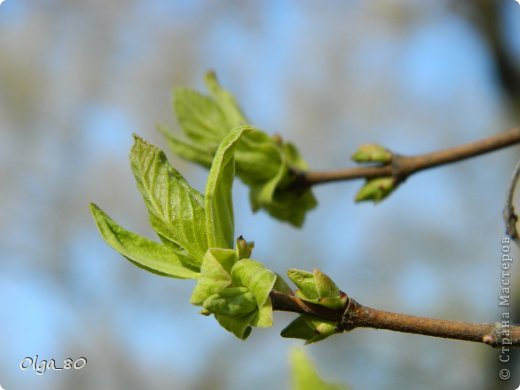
[290,348,348,390]
[161,71,317,227]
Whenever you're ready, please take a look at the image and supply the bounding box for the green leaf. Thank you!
[130,135,208,268]
[203,287,257,317]
[174,88,230,145]
[231,259,277,308]
[250,296,273,328]
[273,273,294,295]
[162,73,318,228]
[204,70,248,127]
[205,126,251,249]
[157,124,214,168]
[290,348,348,390]
[190,248,237,305]
[215,312,256,340]
[237,133,317,227]
[89,203,199,279]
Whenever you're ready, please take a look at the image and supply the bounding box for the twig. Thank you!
[270,290,520,348]
[298,127,520,187]
[504,158,520,244]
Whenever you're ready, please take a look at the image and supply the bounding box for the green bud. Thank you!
[287,269,319,300]
[355,177,396,203]
[352,144,392,163]
[280,316,317,341]
[288,268,347,309]
[314,269,339,298]
[236,235,254,259]
[282,315,341,344]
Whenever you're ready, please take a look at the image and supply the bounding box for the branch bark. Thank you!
[504,159,520,244]
[270,290,520,348]
[298,127,520,187]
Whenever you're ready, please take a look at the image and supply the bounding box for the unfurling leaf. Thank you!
[161,72,317,227]
[190,248,237,305]
[355,177,396,203]
[89,203,199,279]
[231,259,277,308]
[205,126,251,249]
[191,253,277,336]
[203,287,257,317]
[215,312,256,340]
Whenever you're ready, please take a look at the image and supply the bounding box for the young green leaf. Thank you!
[205,126,251,249]
[190,248,237,305]
[130,135,208,268]
[231,259,277,308]
[162,72,318,228]
[204,70,248,127]
[215,312,256,340]
[250,296,273,328]
[89,203,199,279]
[203,287,258,317]
[174,88,230,145]
[158,124,214,168]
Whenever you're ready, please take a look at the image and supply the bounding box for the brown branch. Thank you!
[270,290,520,348]
[504,159,520,244]
[298,127,520,187]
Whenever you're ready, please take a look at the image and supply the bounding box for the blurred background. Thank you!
[1,0,520,389]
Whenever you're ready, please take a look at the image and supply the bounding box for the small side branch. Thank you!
[504,159,520,244]
[300,127,520,186]
[270,291,520,348]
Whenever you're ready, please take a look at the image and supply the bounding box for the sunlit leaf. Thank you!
[130,135,208,268]
[203,287,257,317]
[163,72,318,228]
[231,259,277,308]
[90,203,199,279]
[215,312,256,340]
[190,248,237,305]
[205,126,251,249]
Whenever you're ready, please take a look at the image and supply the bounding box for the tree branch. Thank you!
[270,290,520,348]
[504,158,520,244]
[298,127,520,187]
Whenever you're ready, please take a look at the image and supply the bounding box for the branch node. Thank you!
[390,153,409,184]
